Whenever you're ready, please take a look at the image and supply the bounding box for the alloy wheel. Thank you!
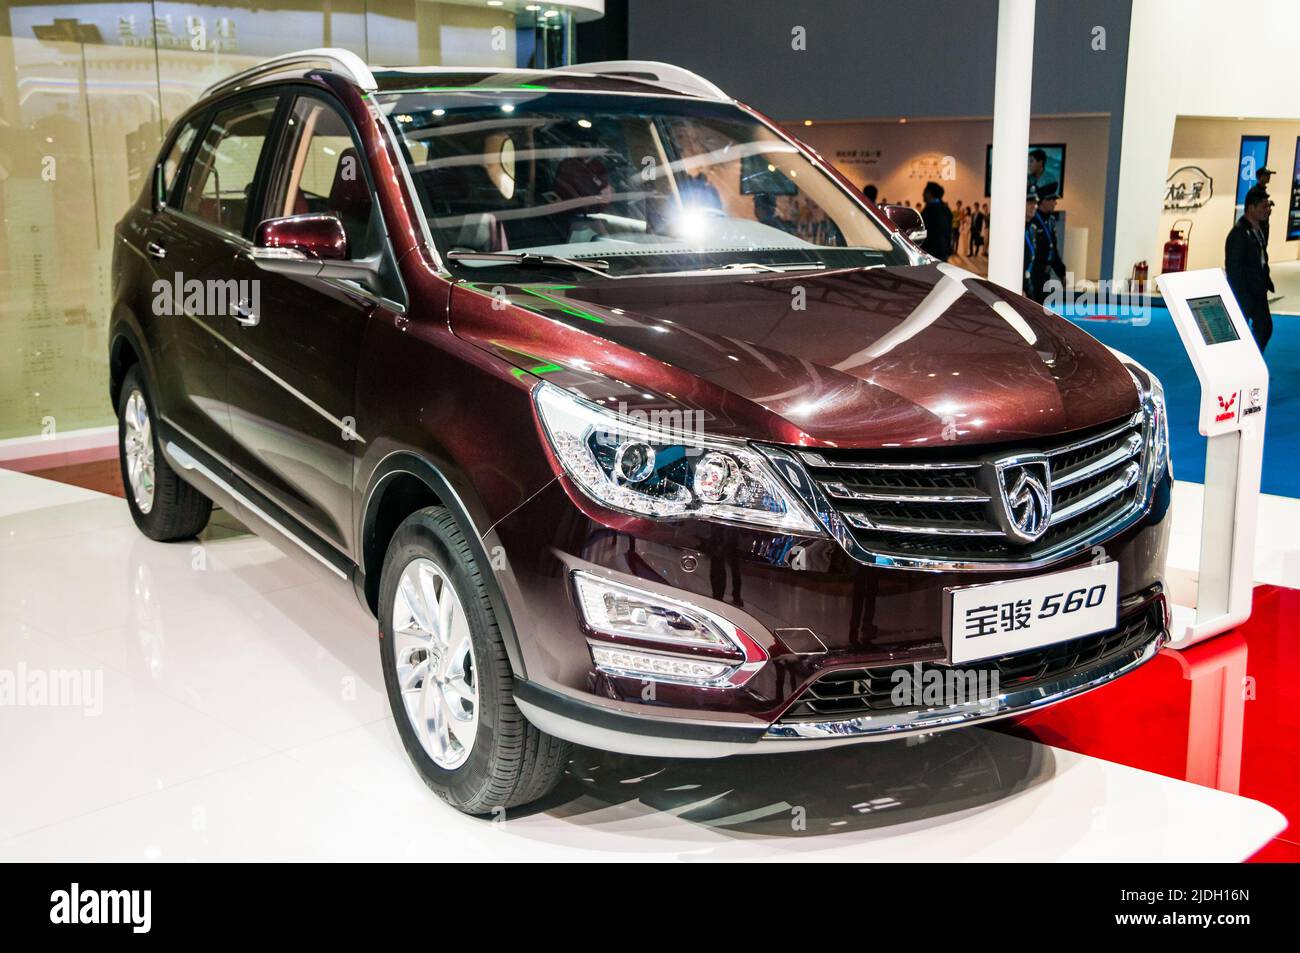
[392,557,479,769]
[123,388,156,514]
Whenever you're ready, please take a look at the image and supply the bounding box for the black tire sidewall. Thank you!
[378,510,508,813]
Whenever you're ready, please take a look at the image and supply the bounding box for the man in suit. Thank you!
[919,181,953,261]
[1033,186,1067,300]
[1023,188,1049,301]
[1225,186,1274,351]
[1254,166,1275,240]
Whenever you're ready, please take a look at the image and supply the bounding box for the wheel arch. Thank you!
[108,320,150,412]
[359,452,527,678]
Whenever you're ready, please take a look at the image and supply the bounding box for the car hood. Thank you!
[448,262,1139,449]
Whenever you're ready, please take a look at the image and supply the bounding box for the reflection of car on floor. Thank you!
[108,50,1172,815]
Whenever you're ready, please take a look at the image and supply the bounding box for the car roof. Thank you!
[203,49,729,103]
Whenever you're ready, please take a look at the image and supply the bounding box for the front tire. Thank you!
[378,506,570,814]
[117,365,211,541]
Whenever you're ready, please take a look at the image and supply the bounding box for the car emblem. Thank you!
[985,455,1053,543]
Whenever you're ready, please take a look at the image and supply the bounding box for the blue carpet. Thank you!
[1054,304,1299,498]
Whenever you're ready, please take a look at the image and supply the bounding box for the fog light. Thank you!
[590,645,731,682]
[573,571,768,687]
[574,572,736,651]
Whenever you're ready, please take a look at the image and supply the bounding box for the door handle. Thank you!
[145,240,167,260]
[232,300,259,327]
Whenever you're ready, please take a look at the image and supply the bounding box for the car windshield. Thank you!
[376,90,909,279]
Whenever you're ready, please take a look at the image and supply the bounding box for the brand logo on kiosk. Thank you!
[1215,391,1238,423]
[988,456,1053,544]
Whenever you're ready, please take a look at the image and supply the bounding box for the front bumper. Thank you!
[489,467,1173,758]
[514,596,1166,757]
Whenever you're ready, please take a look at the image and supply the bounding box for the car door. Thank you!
[150,93,282,466]
[224,90,395,555]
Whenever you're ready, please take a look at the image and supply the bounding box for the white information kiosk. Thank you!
[1157,269,1269,649]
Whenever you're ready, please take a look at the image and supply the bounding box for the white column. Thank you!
[987,0,1035,292]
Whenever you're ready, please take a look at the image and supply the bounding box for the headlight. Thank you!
[534,382,821,533]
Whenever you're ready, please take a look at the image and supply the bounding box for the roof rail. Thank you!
[575,60,728,99]
[203,47,377,98]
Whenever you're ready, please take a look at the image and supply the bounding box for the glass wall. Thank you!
[0,0,583,440]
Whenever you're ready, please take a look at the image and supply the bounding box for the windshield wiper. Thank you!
[715,261,828,274]
[446,251,612,278]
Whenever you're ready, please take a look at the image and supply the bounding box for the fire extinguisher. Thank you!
[1162,219,1192,274]
[1132,260,1149,294]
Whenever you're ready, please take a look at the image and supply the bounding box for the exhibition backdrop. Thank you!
[0,0,585,441]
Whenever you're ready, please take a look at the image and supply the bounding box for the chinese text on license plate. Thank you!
[948,561,1119,664]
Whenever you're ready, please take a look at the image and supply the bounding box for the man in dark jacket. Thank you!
[1033,186,1067,301]
[1023,188,1049,302]
[920,181,953,260]
[969,203,987,255]
[1225,186,1273,351]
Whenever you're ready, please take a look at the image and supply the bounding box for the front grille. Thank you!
[778,600,1163,724]
[798,412,1148,564]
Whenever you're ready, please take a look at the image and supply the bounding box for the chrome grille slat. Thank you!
[791,412,1151,566]
[843,513,1005,536]
[1051,432,1143,489]
[824,482,992,504]
[1049,462,1141,526]
[799,452,976,471]
[1045,411,1143,458]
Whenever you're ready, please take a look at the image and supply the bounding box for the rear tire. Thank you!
[378,506,570,814]
[118,364,212,541]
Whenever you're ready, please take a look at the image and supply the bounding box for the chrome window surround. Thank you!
[758,394,1166,573]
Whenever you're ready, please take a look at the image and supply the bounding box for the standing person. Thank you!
[920,181,953,261]
[1254,166,1275,240]
[1034,186,1067,297]
[862,183,878,204]
[1024,147,1055,200]
[952,199,964,254]
[969,202,987,256]
[1225,186,1274,352]
[1023,188,1049,302]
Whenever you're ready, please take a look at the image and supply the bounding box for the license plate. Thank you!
[948,561,1119,664]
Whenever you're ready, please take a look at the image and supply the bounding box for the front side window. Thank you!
[378,91,907,279]
[265,96,378,259]
[180,95,279,235]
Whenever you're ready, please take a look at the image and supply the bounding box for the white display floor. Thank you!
[0,469,1287,861]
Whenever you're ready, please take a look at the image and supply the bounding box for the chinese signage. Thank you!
[113,13,239,51]
[1164,165,1213,211]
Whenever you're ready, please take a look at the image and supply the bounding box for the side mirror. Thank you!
[881,204,927,244]
[251,214,379,285]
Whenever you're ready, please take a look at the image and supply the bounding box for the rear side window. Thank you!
[180,96,279,235]
[158,119,200,206]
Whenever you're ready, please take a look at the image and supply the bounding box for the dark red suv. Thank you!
[110,50,1171,814]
